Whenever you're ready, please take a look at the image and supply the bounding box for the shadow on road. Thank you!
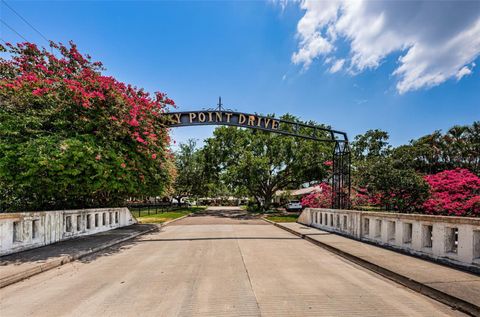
[1,207,277,269]
[190,206,263,220]
[0,224,157,266]
[134,236,300,242]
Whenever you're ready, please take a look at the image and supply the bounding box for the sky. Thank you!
[1,1,479,148]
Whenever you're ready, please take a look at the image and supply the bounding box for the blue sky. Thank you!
[1,1,479,147]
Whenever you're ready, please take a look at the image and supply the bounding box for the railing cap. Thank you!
[306,208,480,226]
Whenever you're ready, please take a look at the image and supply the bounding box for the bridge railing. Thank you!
[298,208,480,272]
[0,207,136,256]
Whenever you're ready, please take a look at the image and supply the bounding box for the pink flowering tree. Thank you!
[0,42,175,211]
[300,161,334,208]
[350,187,375,208]
[301,184,383,210]
[423,169,480,216]
[300,183,332,208]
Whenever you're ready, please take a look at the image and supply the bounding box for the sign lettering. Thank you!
[164,111,281,131]
[239,114,246,125]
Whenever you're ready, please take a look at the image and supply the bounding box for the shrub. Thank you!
[0,42,175,211]
[423,168,480,216]
[301,183,332,208]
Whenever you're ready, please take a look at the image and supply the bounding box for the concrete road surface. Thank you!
[0,209,463,316]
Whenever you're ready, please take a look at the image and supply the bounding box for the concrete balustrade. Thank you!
[298,208,480,271]
[0,208,136,256]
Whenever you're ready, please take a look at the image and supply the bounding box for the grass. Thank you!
[265,214,299,223]
[135,211,189,224]
[132,206,205,224]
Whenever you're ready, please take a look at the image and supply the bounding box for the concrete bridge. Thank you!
[0,207,478,316]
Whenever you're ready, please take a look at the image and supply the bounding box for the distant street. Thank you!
[0,207,463,316]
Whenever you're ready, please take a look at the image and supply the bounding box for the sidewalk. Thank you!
[271,221,480,316]
[0,224,157,288]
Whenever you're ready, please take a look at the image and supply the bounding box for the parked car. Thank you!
[285,200,303,211]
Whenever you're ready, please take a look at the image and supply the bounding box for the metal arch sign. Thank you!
[163,110,348,143]
[163,98,351,210]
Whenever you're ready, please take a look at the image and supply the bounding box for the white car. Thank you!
[285,200,303,211]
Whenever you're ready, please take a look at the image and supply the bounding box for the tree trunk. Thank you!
[254,195,263,210]
[263,191,273,211]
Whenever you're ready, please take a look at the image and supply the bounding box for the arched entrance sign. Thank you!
[164,98,351,209]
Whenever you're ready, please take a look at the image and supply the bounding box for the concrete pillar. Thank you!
[432,223,445,256]
[394,220,403,247]
[410,222,420,250]
[458,225,473,263]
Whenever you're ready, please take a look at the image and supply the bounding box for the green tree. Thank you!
[352,129,391,161]
[355,157,429,212]
[0,42,174,211]
[172,139,206,205]
[465,121,480,174]
[352,129,428,211]
[202,115,332,210]
[390,122,479,175]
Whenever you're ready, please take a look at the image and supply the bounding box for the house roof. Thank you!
[275,186,322,197]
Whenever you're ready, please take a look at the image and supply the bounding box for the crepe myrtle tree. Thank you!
[423,169,480,216]
[202,114,332,210]
[0,41,175,211]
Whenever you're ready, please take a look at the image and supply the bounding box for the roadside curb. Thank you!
[262,218,479,317]
[0,213,194,289]
[161,213,192,226]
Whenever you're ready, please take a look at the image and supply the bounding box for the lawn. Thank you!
[265,214,299,223]
[132,206,205,224]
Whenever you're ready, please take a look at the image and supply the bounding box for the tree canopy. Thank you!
[171,139,207,204]
[0,42,175,211]
[347,123,480,215]
[197,114,332,210]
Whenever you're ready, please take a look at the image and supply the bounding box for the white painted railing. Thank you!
[0,208,136,256]
[298,208,480,271]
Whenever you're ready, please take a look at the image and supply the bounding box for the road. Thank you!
[0,207,463,316]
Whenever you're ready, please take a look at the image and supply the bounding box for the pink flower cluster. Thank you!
[0,41,174,163]
[423,168,480,216]
[300,183,332,208]
[300,168,479,216]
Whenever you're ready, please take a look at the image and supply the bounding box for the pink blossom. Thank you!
[301,183,332,208]
[1,41,176,164]
[128,118,139,127]
[35,64,48,72]
[32,88,47,96]
[423,169,480,216]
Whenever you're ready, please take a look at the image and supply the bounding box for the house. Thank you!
[274,186,323,204]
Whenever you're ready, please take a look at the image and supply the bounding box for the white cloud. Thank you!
[456,63,474,80]
[355,99,368,105]
[270,0,291,13]
[329,58,344,73]
[292,34,333,68]
[291,1,480,93]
